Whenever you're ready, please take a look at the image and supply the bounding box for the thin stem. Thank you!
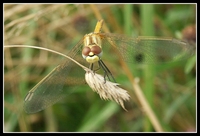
[132,79,164,132]
[4,45,88,71]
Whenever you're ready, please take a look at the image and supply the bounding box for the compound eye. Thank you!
[91,45,102,55]
[82,46,91,56]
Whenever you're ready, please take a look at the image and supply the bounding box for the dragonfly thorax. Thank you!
[82,33,103,63]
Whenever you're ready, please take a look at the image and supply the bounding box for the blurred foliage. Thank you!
[4,4,196,132]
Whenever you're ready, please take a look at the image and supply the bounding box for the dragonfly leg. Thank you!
[90,62,101,72]
[89,63,101,72]
[98,59,116,83]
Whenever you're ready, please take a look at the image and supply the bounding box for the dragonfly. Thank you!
[24,20,195,114]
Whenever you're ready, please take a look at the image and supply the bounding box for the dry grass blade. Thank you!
[4,45,130,111]
[85,69,130,111]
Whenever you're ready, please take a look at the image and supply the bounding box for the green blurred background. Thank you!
[4,4,196,132]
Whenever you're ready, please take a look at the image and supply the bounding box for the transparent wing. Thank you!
[24,39,86,114]
[100,33,195,64]
[23,33,196,113]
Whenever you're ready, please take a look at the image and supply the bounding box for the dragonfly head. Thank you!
[82,33,103,63]
[82,45,103,63]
